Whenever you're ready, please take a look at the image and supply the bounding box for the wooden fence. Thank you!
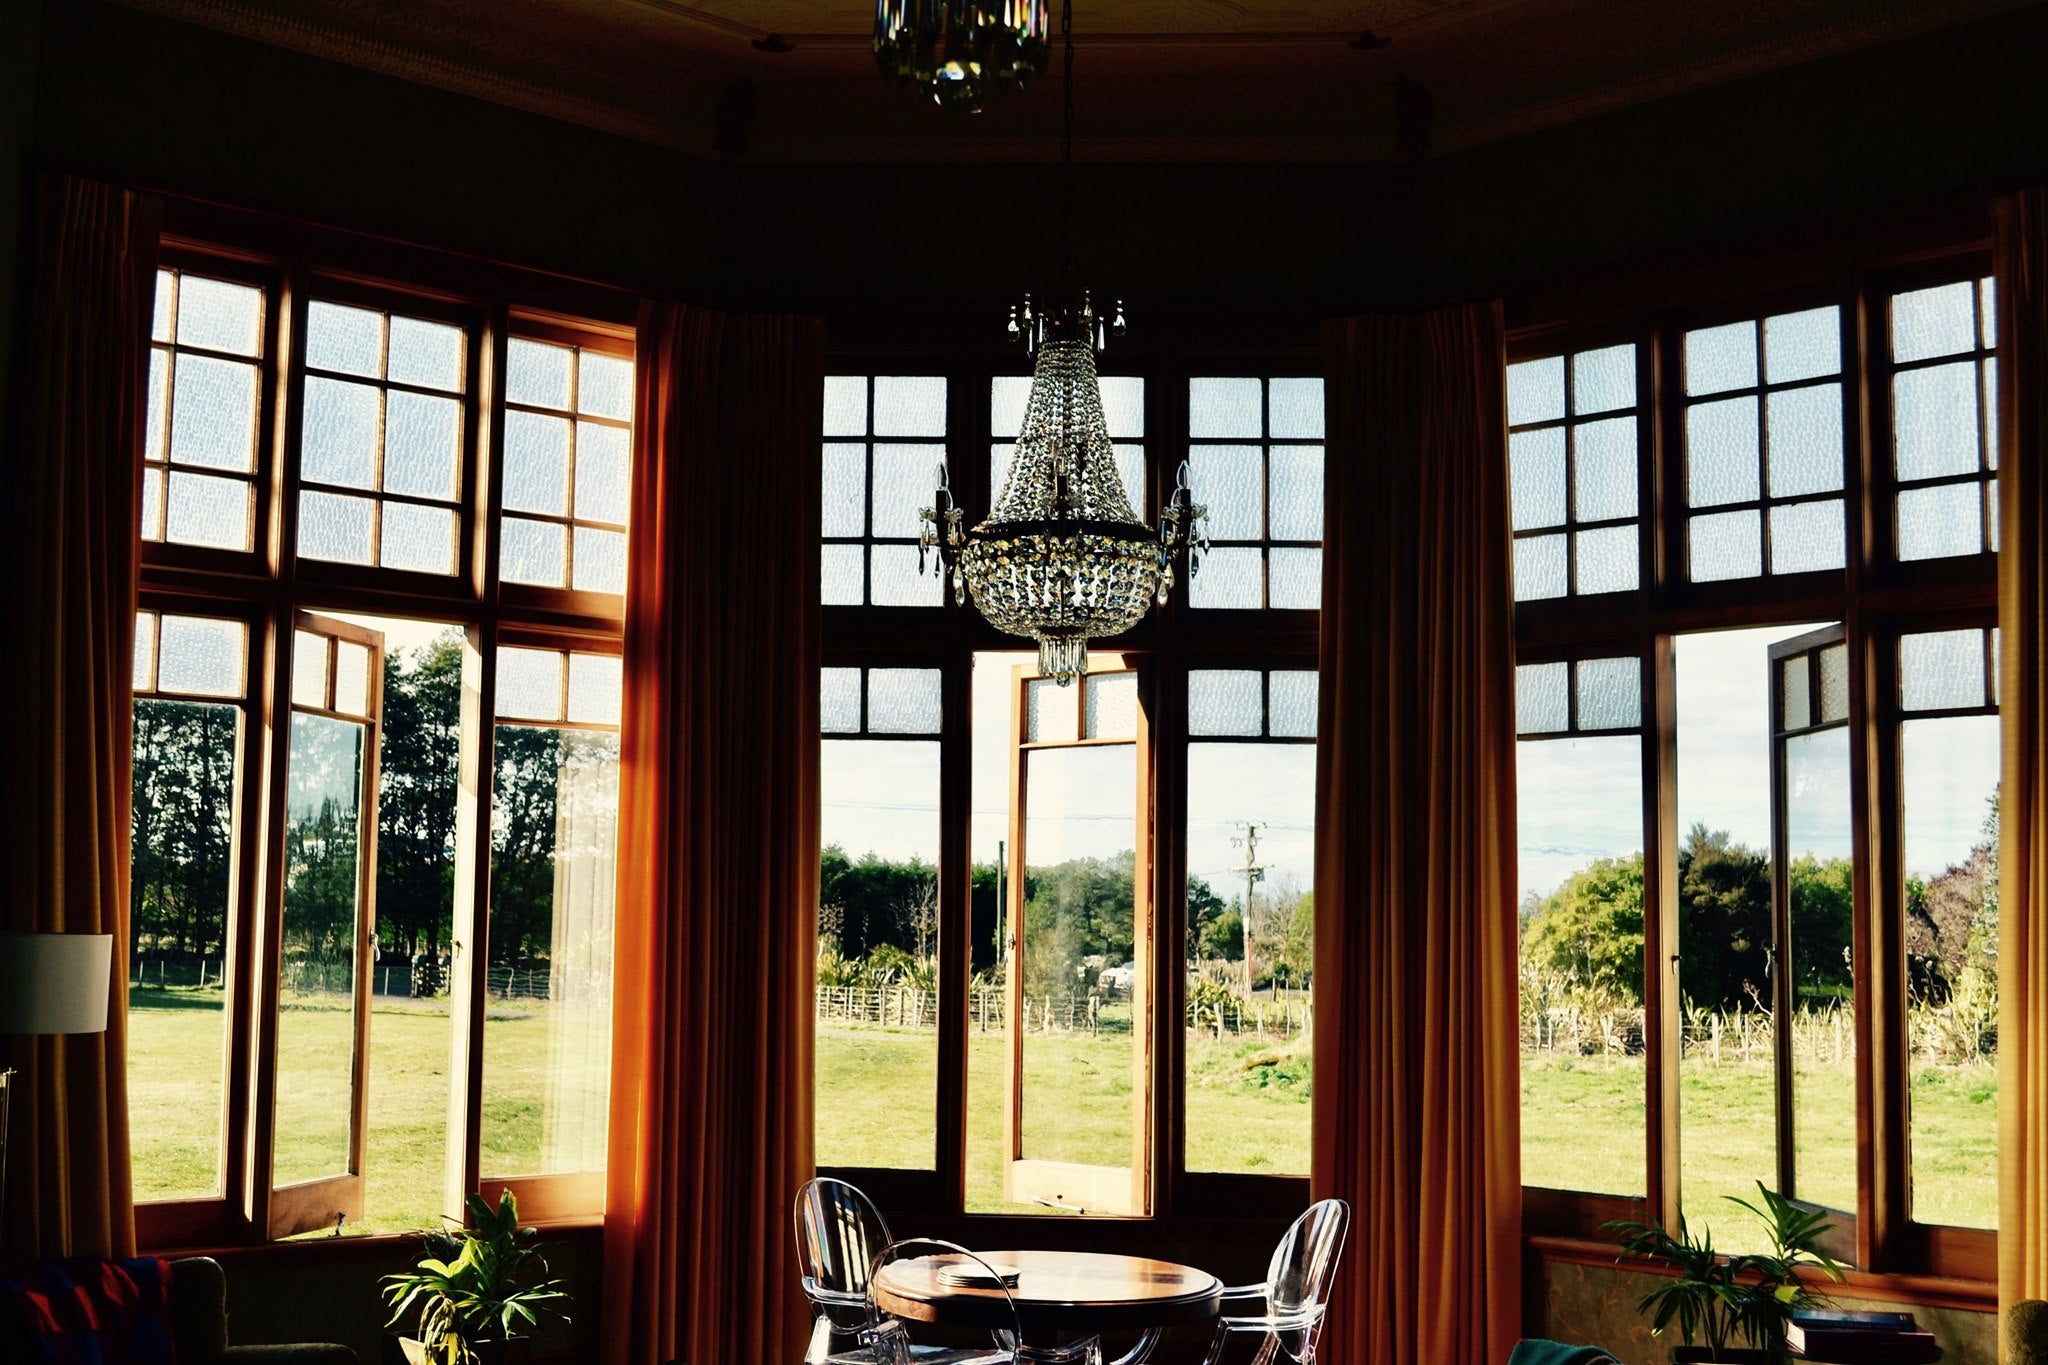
[815,985,1313,1039]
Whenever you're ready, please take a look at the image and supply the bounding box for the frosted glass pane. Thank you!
[567,654,623,726]
[1687,397,1760,507]
[1894,362,1980,481]
[1188,547,1261,608]
[387,316,463,392]
[1188,670,1261,737]
[1507,356,1564,426]
[146,350,168,465]
[823,376,867,436]
[301,377,380,489]
[872,444,945,539]
[1986,359,2000,470]
[573,523,625,592]
[1898,482,1981,561]
[1573,344,1635,416]
[1689,509,1762,582]
[175,275,263,356]
[1901,630,1986,713]
[497,647,564,721]
[869,545,940,606]
[1269,671,1318,738]
[133,613,158,691]
[1516,662,1568,735]
[1573,418,1636,521]
[1269,377,1323,438]
[380,502,456,575]
[1769,499,1845,575]
[1098,375,1145,439]
[1892,282,1976,363]
[1764,307,1840,384]
[292,631,328,709]
[868,668,942,734]
[1269,548,1321,609]
[1513,534,1567,601]
[152,272,173,343]
[503,409,571,516]
[1819,644,1849,723]
[821,544,863,605]
[1766,385,1843,497]
[991,376,1032,437]
[1981,277,1998,349]
[508,338,572,409]
[1114,445,1146,513]
[142,467,164,541]
[1268,445,1322,541]
[1189,445,1262,539]
[169,355,258,472]
[1083,673,1137,739]
[1575,525,1637,595]
[822,443,866,537]
[1686,320,1757,396]
[1783,656,1811,730]
[579,352,633,421]
[499,515,566,587]
[1189,377,1261,438]
[1510,427,1565,530]
[1025,676,1078,742]
[1990,478,2002,552]
[821,667,862,732]
[166,470,252,551]
[305,302,382,378]
[574,422,631,525]
[873,376,946,437]
[383,390,460,501]
[158,615,245,699]
[1576,657,1640,730]
[333,641,369,717]
[991,442,1015,500]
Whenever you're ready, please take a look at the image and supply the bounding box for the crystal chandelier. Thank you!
[917,3,1207,685]
[874,1,1051,111]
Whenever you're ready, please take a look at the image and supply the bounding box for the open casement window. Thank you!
[1003,659,1154,1215]
[263,611,384,1239]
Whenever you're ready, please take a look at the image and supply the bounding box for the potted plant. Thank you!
[382,1190,571,1365]
[1605,1183,1845,1364]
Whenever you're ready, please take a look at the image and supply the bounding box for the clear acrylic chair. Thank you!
[795,1177,900,1364]
[861,1238,1025,1365]
[1200,1198,1350,1365]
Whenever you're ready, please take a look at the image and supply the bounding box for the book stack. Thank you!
[1787,1308,1942,1364]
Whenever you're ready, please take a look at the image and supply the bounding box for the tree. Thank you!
[1788,855,1853,1003]
[1186,875,1227,965]
[1906,789,2000,1003]
[377,635,462,965]
[1677,825,1772,1012]
[130,698,236,964]
[1522,852,1646,1004]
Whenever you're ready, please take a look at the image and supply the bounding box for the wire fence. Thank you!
[129,955,574,1004]
[814,985,1314,1039]
[1522,999,1995,1066]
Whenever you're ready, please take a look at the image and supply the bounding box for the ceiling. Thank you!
[109,0,2035,162]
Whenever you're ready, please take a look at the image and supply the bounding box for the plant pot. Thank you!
[1670,1349,1777,1365]
[384,1335,536,1365]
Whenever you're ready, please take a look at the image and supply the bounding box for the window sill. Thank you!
[1526,1234,1996,1313]
[146,1216,602,1264]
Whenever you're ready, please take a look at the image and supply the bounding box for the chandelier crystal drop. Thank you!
[874,0,1051,111]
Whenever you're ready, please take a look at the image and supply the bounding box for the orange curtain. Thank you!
[605,301,824,1365]
[1996,187,2048,1310]
[1313,304,1522,1365]
[0,176,159,1261]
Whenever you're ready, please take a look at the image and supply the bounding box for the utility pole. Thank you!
[1231,822,1265,1001]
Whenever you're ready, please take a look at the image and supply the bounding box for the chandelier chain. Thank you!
[1061,0,1074,296]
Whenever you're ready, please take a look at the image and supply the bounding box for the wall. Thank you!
[0,0,45,458]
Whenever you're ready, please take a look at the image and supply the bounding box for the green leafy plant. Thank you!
[1605,1183,1845,1362]
[382,1190,571,1365]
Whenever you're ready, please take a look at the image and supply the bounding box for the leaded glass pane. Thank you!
[1573,418,1636,522]
[1687,396,1761,507]
[868,667,943,734]
[1768,500,1845,576]
[1516,662,1569,736]
[1575,525,1637,595]
[497,647,564,722]
[1685,320,1757,397]
[1268,672,1318,738]
[1894,363,1981,481]
[821,667,862,733]
[1575,657,1640,731]
[1507,356,1565,427]
[1689,509,1763,582]
[1572,345,1635,416]
[1514,535,1568,601]
[1898,483,1981,562]
[567,653,624,726]
[1763,307,1840,385]
[872,376,946,437]
[1268,548,1321,610]
[1901,630,1986,713]
[1510,428,1567,530]
[1084,673,1138,740]
[1766,385,1844,497]
[1187,670,1261,737]
[1892,281,1976,364]
[158,616,246,699]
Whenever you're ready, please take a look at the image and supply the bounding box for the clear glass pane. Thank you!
[166,471,253,552]
[1575,526,1638,596]
[499,516,567,588]
[1189,377,1262,438]
[274,712,368,1186]
[872,444,946,540]
[821,667,862,733]
[578,352,634,421]
[817,738,940,1168]
[574,422,631,525]
[331,641,369,718]
[1573,417,1637,522]
[1188,547,1262,609]
[566,654,623,728]
[1189,445,1262,540]
[1188,670,1262,738]
[383,391,460,501]
[128,697,240,1200]
[1818,643,1849,724]
[1894,362,1981,482]
[301,377,380,490]
[821,544,864,606]
[1098,375,1145,440]
[1510,428,1566,530]
[1268,549,1321,610]
[133,612,158,692]
[1572,344,1635,416]
[386,316,463,393]
[571,527,628,595]
[1892,281,1977,364]
[1900,630,1986,713]
[823,375,868,437]
[507,337,573,410]
[158,615,246,698]
[869,546,941,607]
[1898,483,1982,562]
[1783,726,1856,1214]
[1513,534,1568,601]
[146,350,169,466]
[1268,377,1324,438]
[1084,673,1138,740]
[380,502,457,576]
[1685,320,1758,397]
[482,727,619,1176]
[142,466,165,542]
[1267,445,1322,541]
[1516,661,1569,736]
[305,302,382,378]
[1764,307,1840,385]
[152,271,174,343]
[1783,656,1812,731]
[1687,396,1761,507]
[503,410,571,517]
[1769,499,1845,576]
[1025,675,1079,744]
[1576,657,1641,731]
[1518,734,1645,1197]
[872,376,946,438]
[169,356,258,472]
[1270,673,1317,738]
[298,491,378,568]
[868,667,943,734]
[1186,741,1315,1175]
[1507,356,1565,427]
[292,630,329,710]
[1767,385,1844,497]
[497,647,564,722]
[1689,509,1763,583]
[822,443,868,538]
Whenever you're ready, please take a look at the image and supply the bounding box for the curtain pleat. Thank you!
[1313,304,1521,1365]
[1996,187,2048,1309]
[0,175,159,1261]
[604,301,823,1365]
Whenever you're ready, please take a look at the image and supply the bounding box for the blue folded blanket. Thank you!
[1508,1340,1621,1365]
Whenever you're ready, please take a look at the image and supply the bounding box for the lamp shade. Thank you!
[0,931,114,1035]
